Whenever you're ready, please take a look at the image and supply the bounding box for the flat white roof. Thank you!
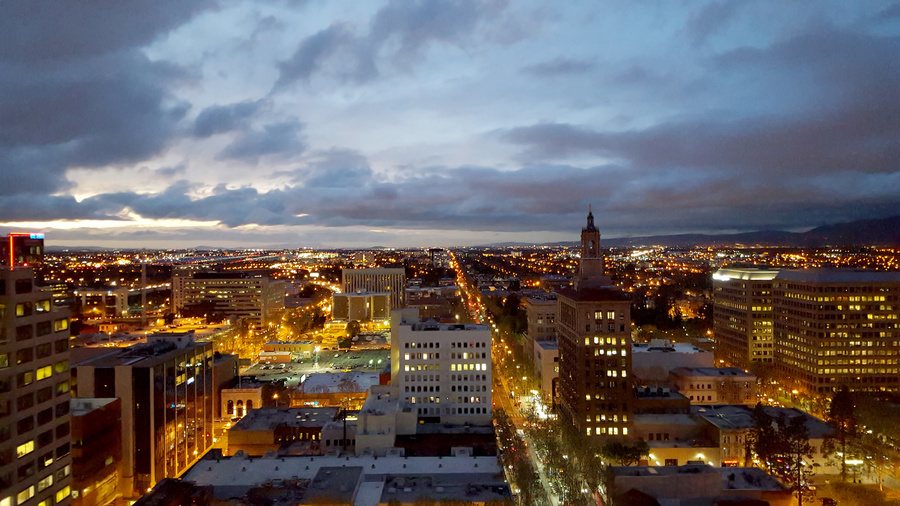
[183,453,502,488]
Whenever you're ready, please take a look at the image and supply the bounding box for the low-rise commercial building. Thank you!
[668,367,757,405]
[331,291,390,322]
[291,372,378,410]
[631,339,714,385]
[226,407,339,456]
[151,452,511,505]
[693,404,834,469]
[606,465,791,506]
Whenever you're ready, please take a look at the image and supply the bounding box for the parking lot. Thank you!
[243,349,390,387]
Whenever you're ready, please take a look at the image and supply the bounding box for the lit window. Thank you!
[55,486,71,503]
[36,365,52,381]
[37,474,53,492]
[17,486,34,504]
[17,440,34,458]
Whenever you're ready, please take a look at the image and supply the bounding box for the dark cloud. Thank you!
[0,52,190,195]
[0,1,216,63]
[286,148,374,187]
[521,58,594,77]
[156,162,188,177]
[369,0,486,62]
[684,0,743,46]
[877,2,900,19]
[0,193,117,222]
[193,100,263,138]
[274,0,521,87]
[0,2,211,198]
[217,121,307,163]
[715,27,900,109]
[502,26,900,178]
[274,24,359,87]
[12,156,899,239]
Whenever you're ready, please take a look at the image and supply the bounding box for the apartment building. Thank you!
[0,268,73,506]
[390,308,491,425]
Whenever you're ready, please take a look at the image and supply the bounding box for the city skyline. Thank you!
[2,1,899,248]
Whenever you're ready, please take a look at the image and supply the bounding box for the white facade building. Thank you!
[390,308,491,425]
[342,268,406,309]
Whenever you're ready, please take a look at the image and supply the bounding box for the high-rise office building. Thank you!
[0,268,73,506]
[390,308,491,425]
[557,210,633,439]
[1,233,45,270]
[712,268,779,370]
[342,268,406,309]
[172,272,285,327]
[772,270,900,394]
[71,335,213,497]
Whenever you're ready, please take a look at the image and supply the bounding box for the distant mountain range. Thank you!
[603,215,900,248]
[478,215,900,249]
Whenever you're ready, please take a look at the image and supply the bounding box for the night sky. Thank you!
[1,1,899,248]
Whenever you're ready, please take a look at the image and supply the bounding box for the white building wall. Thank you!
[390,309,491,425]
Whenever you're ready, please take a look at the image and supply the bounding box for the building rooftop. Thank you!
[414,423,495,436]
[71,397,118,416]
[693,405,833,438]
[557,286,631,302]
[536,340,559,351]
[359,388,406,418]
[304,466,362,504]
[610,465,787,492]
[774,268,900,284]
[231,407,340,432]
[632,341,708,354]
[712,267,780,281]
[265,340,314,346]
[670,367,754,378]
[407,322,489,332]
[300,372,380,395]
[182,452,506,498]
[633,414,698,426]
[71,340,210,368]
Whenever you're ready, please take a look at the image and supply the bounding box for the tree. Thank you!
[600,441,649,466]
[824,385,857,482]
[751,403,777,470]
[346,320,361,338]
[779,415,815,506]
